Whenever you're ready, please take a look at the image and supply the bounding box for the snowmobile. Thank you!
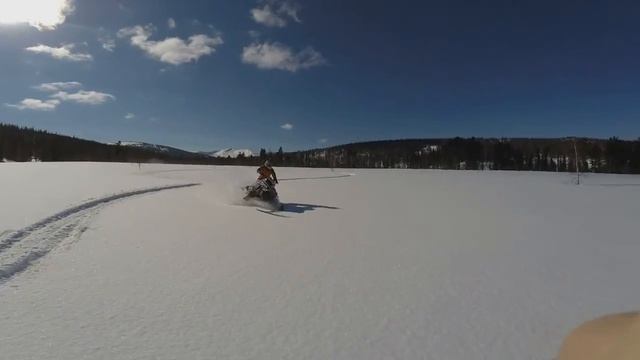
[243,179,283,210]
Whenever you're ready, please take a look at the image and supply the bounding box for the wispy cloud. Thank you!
[125,113,135,119]
[5,98,60,111]
[251,5,285,27]
[33,81,82,92]
[0,0,75,30]
[25,44,93,62]
[51,90,115,105]
[281,123,294,130]
[251,0,301,28]
[117,24,223,65]
[117,2,131,13]
[99,36,116,52]
[6,82,115,111]
[242,42,326,72]
[168,18,176,29]
[278,1,301,22]
[318,138,328,144]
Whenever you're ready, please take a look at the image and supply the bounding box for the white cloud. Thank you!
[318,138,328,144]
[281,123,293,130]
[168,18,176,29]
[99,36,116,52]
[25,44,93,62]
[38,83,115,105]
[278,1,301,22]
[242,42,326,72]
[5,98,60,111]
[6,83,115,112]
[125,113,135,119]
[251,5,286,27]
[117,3,129,12]
[51,90,115,105]
[0,0,74,30]
[118,25,223,65]
[248,30,261,38]
[251,0,301,27]
[34,81,82,92]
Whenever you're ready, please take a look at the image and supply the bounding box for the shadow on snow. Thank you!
[280,203,340,214]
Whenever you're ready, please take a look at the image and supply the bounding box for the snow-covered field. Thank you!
[1,163,639,360]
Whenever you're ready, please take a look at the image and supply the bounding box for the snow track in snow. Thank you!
[0,183,199,284]
[279,173,355,182]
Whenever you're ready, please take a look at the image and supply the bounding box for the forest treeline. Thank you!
[273,137,640,174]
[0,123,212,164]
[2,123,640,174]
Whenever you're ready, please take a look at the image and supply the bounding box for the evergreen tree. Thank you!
[277,147,284,165]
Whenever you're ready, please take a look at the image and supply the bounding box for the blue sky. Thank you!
[1,0,639,151]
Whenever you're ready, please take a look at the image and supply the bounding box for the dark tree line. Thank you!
[0,123,271,166]
[0,123,210,164]
[2,123,639,174]
[276,137,640,174]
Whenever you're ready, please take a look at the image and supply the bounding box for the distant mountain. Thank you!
[114,141,255,160]
[203,148,254,158]
[116,141,203,158]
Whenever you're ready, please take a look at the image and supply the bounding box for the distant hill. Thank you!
[116,141,204,159]
[115,142,255,159]
[203,148,254,158]
[0,123,212,164]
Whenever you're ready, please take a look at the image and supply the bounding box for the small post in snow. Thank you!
[573,138,580,185]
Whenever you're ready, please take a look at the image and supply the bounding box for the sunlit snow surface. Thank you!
[1,163,639,360]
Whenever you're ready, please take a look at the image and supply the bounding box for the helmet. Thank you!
[264,160,271,167]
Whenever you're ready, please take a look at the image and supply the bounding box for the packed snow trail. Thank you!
[278,174,354,181]
[0,162,194,231]
[0,183,199,284]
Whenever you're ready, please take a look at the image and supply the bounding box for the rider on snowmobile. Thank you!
[243,160,279,201]
[257,160,278,186]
